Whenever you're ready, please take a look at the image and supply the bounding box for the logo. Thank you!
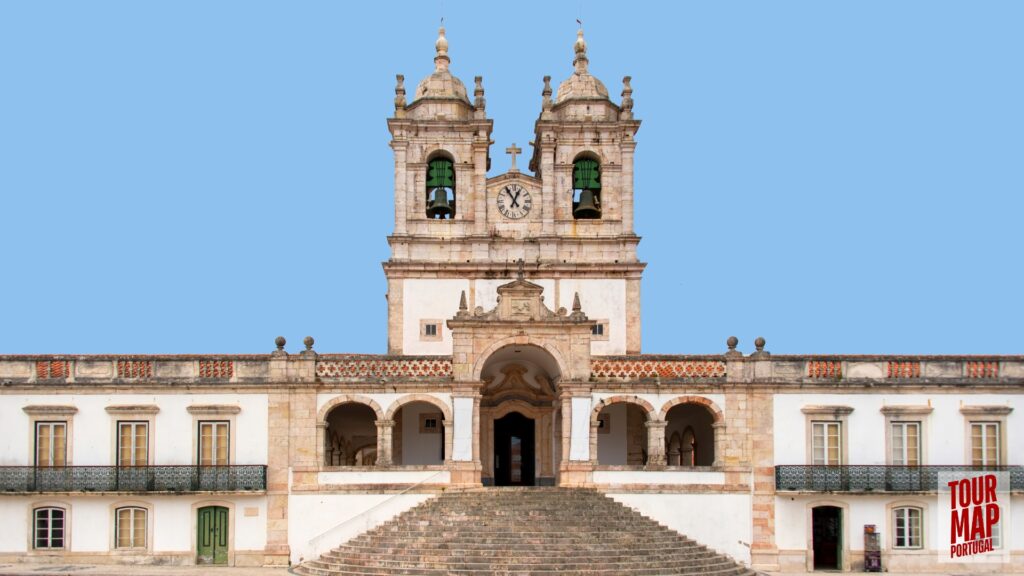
[938,471,1010,564]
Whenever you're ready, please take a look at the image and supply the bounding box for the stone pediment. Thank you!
[452,272,588,324]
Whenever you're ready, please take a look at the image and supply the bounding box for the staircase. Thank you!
[295,487,758,576]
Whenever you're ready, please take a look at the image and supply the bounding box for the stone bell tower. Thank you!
[384,27,644,356]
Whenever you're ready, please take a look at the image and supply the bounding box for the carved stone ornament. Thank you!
[453,278,587,323]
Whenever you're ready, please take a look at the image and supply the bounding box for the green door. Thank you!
[197,506,229,565]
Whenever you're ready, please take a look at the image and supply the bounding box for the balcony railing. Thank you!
[775,465,1024,492]
[0,465,266,493]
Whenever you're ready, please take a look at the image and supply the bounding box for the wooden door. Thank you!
[197,506,229,565]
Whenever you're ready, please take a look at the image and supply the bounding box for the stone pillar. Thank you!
[450,384,482,485]
[386,277,403,355]
[392,141,408,235]
[442,419,453,464]
[712,421,726,467]
[263,391,291,565]
[620,139,636,235]
[749,390,779,571]
[540,138,556,236]
[645,420,667,467]
[625,277,641,354]
[375,419,395,466]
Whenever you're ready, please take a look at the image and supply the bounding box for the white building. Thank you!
[0,27,1020,573]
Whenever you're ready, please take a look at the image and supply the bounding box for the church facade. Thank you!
[0,27,1021,574]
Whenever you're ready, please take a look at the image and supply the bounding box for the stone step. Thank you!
[294,487,757,576]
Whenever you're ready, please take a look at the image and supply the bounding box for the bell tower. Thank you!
[384,27,643,356]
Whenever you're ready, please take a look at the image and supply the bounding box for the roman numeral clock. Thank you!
[496,183,532,219]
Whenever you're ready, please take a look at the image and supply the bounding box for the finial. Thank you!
[752,336,770,358]
[304,336,315,351]
[434,26,450,70]
[725,336,742,358]
[474,76,485,110]
[572,292,581,312]
[516,258,525,281]
[394,74,406,110]
[621,76,633,118]
[573,28,589,73]
[459,290,468,311]
[273,336,287,356]
[542,75,552,111]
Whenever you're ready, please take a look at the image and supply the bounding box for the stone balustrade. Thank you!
[0,354,1021,385]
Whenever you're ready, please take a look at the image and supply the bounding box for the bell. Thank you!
[426,188,453,218]
[573,189,601,219]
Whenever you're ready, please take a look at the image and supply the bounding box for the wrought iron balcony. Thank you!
[775,465,1024,493]
[0,465,266,493]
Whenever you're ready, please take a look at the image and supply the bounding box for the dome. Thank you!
[412,27,471,105]
[554,29,610,104]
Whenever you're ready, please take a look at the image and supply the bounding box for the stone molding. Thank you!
[22,405,78,415]
[186,404,242,415]
[105,404,160,415]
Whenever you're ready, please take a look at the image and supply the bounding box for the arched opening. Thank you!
[479,344,561,486]
[324,403,377,466]
[595,402,648,465]
[665,402,715,466]
[425,153,456,219]
[391,401,445,465]
[571,154,601,219]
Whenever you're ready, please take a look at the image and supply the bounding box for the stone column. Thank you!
[712,421,726,467]
[645,420,668,467]
[375,419,395,466]
[263,391,291,565]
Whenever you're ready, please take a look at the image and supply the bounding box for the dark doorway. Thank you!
[812,506,842,570]
[494,412,535,486]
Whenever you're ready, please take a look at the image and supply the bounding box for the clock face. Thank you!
[496,184,532,219]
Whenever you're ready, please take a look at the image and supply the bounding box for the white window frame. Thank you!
[890,421,921,466]
[811,421,842,465]
[114,506,148,550]
[892,506,923,550]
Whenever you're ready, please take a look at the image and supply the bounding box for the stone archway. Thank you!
[478,344,562,486]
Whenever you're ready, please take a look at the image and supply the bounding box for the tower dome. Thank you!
[555,28,609,104]
[413,27,470,104]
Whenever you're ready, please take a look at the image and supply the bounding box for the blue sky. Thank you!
[1,1,1021,355]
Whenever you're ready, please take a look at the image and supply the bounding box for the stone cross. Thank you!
[516,258,525,281]
[505,143,522,173]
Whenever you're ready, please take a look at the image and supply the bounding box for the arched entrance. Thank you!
[479,344,561,486]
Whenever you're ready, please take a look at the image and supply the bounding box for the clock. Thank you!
[496,184,532,219]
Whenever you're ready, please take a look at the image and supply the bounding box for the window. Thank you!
[199,421,229,466]
[812,421,841,465]
[571,157,602,219]
[115,507,146,549]
[591,324,603,336]
[34,507,65,549]
[35,422,67,467]
[419,413,442,434]
[893,507,923,549]
[419,319,443,342]
[117,422,148,466]
[891,422,920,466]
[971,422,1000,465]
[425,157,456,219]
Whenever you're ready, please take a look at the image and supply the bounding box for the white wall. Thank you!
[289,493,434,564]
[402,278,470,355]
[402,277,627,355]
[0,394,268,466]
[557,278,626,355]
[773,393,1023,466]
[399,402,445,465]
[610,493,752,564]
[0,495,266,554]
